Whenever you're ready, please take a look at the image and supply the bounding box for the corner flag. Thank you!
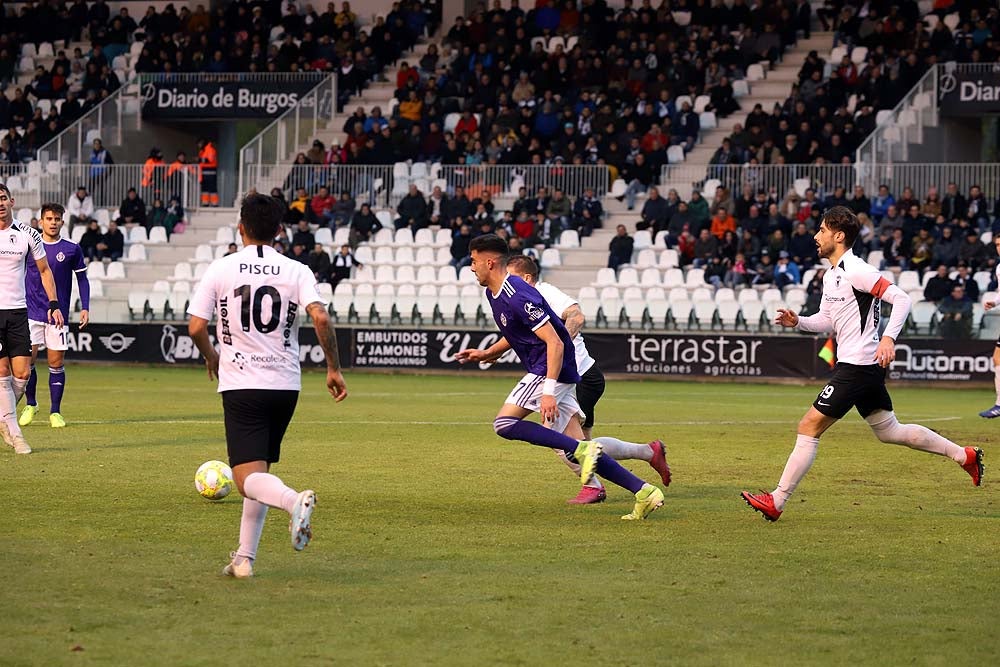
[818,337,836,368]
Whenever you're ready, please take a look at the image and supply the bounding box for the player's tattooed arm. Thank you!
[307,301,348,402]
[561,304,585,337]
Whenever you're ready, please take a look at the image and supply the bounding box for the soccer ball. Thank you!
[195,460,234,501]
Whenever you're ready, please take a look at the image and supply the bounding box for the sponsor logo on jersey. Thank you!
[232,351,247,371]
[524,302,544,321]
[56,251,66,263]
[500,313,508,327]
[98,332,136,354]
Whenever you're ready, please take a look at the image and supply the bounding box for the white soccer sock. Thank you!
[994,366,1000,405]
[243,472,298,514]
[11,376,27,404]
[772,434,819,510]
[594,436,653,462]
[236,498,268,562]
[554,449,604,489]
[866,411,967,463]
[0,377,23,437]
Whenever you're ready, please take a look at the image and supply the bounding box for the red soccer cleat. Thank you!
[567,486,607,504]
[741,490,782,522]
[647,440,671,486]
[962,447,984,487]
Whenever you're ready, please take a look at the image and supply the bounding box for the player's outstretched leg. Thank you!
[595,436,671,487]
[223,498,269,578]
[741,434,819,522]
[866,410,984,486]
[0,376,31,454]
[240,470,316,551]
[48,365,66,428]
[494,417,664,519]
[18,364,37,426]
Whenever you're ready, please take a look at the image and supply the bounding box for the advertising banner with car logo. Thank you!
[938,67,1000,116]
[64,324,994,383]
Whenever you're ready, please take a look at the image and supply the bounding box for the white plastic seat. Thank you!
[353,246,374,265]
[717,301,740,329]
[741,300,765,330]
[911,301,938,334]
[152,279,171,293]
[675,95,693,110]
[415,284,437,320]
[640,268,661,286]
[374,265,395,284]
[127,226,148,244]
[632,230,652,250]
[105,262,126,280]
[646,287,669,328]
[617,267,639,287]
[435,247,452,266]
[693,95,711,114]
[394,246,415,265]
[684,268,705,287]
[394,265,417,285]
[669,297,693,329]
[331,283,353,320]
[353,284,375,321]
[372,226,393,245]
[692,299,717,329]
[715,288,736,303]
[413,247,436,266]
[89,279,104,298]
[393,227,414,247]
[172,262,193,281]
[667,145,685,164]
[414,228,435,247]
[746,63,765,82]
[409,162,428,180]
[592,268,617,287]
[437,284,460,322]
[127,290,147,318]
[333,227,351,246]
[148,227,168,244]
[437,265,459,285]
[691,287,713,302]
[459,284,482,322]
[897,270,921,291]
[415,265,437,285]
[599,287,622,326]
[850,46,868,65]
[658,249,679,269]
[866,251,884,268]
[87,262,106,280]
[622,287,646,326]
[663,267,685,287]
[785,288,807,312]
[737,289,760,304]
[635,249,657,268]
[194,244,214,263]
[732,80,749,97]
[556,230,580,248]
[578,286,600,323]
[215,227,235,244]
[193,263,209,280]
[372,246,395,266]
[395,284,418,322]
[434,228,452,247]
[610,179,627,198]
[374,284,395,321]
[315,228,333,246]
[540,248,561,268]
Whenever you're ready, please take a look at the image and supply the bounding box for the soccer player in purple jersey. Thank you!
[454,234,666,520]
[19,204,90,429]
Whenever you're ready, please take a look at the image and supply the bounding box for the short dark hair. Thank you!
[40,203,65,218]
[239,193,285,242]
[469,233,509,259]
[0,182,10,197]
[506,254,539,281]
[821,206,861,246]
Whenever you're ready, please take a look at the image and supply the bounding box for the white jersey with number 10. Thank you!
[187,244,324,392]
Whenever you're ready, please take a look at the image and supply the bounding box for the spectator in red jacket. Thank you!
[396,62,419,90]
[454,109,479,137]
[311,186,336,227]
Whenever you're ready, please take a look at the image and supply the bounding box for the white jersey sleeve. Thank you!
[27,227,45,261]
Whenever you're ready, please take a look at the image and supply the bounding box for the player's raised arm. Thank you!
[849,270,911,368]
[306,301,347,402]
[532,320,565,425]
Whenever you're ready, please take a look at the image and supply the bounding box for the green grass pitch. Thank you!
[1,366,998,666]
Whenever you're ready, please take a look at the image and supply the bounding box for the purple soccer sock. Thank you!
[25,365,37,407]
[49,366,65,414]
[494,417,646,493]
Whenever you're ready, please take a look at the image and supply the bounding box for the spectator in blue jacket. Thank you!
[869,184,895,222]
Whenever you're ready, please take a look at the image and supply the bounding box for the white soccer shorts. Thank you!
[28,319,69,351]
[504,372,585,433]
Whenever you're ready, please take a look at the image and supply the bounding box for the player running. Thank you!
[187,193,348,578]
[741,207,983,522]
[978,235,1000,418]
[503,255,670,504]
[454,234,665,520]
[0,184,65,454]
[19,204,90,429]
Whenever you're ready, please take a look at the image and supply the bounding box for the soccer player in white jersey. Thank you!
[742,206,983,522]
[0,183,65,454]
[504,255,671,504]
[978,235,1000,418]
[187,194,348,577]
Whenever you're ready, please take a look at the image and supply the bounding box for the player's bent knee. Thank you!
[865,410,901,443]
[493,416,520,439]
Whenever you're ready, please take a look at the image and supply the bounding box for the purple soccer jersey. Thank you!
[25,239,88,321]
[486,274,580,384]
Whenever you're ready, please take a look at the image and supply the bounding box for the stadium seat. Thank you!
[395,284,418,323]
[331,283,353,321]
[599,287,622,326]
[667,146,685,164]
[147,227,168,244]
[651,231,669,250]
[105,262,126,280]
[215,227,235,244]
[669,296,692,330]
[897,271,921,292]
[374,285,395,322]
[675,95,693,110]
[556,230,580,248]
[640,268,661,286]
[865,251,883,268]
[746,63,765,81]
[459,285,482,323]
[122,244,146,263]
[374,265,395,284]
[415,265,437,285]
[353,246,374,265]
[415,284,437,322]
[737,289,760,304]
[71,226,85,243]
[609,179,627,198]
[850,46,868,65]
[393,228,414,247]
[635,249,657,269]
[414,228,435,247]
[354,284,375,322]
[373,246,395,266]
[16,208,32,225]
[394,246,415,266]
[715,288,736,302]
[172,262,193,281]
[741,300,765,331]
[684,268,705,288]
[732,80,749,97]
[663,268,684,287]
[691,287,712,302]
[413,247,436,266]
[617,267,639,287]
[801,269,817,286]
[658,249,679,269]
[693,95,711,114]
[692,299,717,329]
[86,262,106,280]
[394,265,417,285]
[434,228,452,248]
[194,245,213,263]
[633,230,652,250]
[127,290,147,320]
[910,301,938,335]
[146,291,168,319]
[436,265,458,285]
[577,287,600,324]
[333,227,351,246]
[717,301,740,330]
[437,284,460,323]
[540,248,561,268]
[785,288,807,313]
[315,228,333,246]
[622,287,646,327]
[646,287,669,329]
[973,271,991,294]
[698,111,717,130]
[152,280,171,293]
[592,268,616,287]
[372,226,393,245]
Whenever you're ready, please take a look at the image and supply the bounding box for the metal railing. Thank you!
[35,84,138,165]
[249,163,614,208]
[136,72,329,84]
[659,163,1000,201]
[237,74,338,202]
[854,65,939,166]
[2,163,200,211]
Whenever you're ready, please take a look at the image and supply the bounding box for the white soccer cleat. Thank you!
[11,433,31,455]
[0,421,13,448]
[222,552,254,578]
[289,490,316,551]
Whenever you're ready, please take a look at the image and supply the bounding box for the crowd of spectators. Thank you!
[285,0,817,199]
[711,2,1000,168]
[610,178,999,290]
